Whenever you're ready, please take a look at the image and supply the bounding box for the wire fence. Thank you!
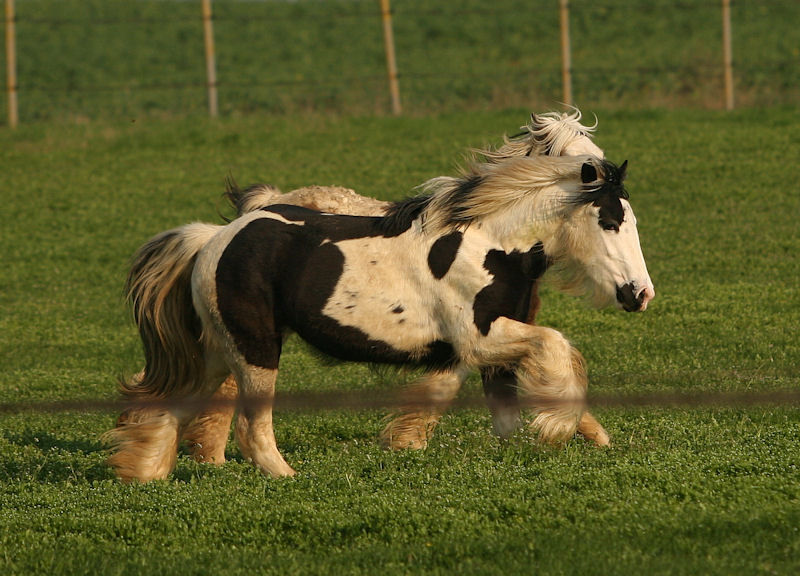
[3,0,799,127]
[2,388,799,418]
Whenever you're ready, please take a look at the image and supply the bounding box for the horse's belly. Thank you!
[289,297,449,366]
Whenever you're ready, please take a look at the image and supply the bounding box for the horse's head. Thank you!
[551,158,655,312]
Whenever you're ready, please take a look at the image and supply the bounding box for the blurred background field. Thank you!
[1,0,798,124]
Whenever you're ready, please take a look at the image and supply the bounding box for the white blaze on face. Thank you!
[604,200,655,310]
[561,130,651,310]
[560,199,655,312]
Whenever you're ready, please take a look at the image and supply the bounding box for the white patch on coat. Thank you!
[321,227,498,356]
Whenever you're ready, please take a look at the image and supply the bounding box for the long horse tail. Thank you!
[122,222,222,399]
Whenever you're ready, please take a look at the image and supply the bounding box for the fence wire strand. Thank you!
[1,388,798,417]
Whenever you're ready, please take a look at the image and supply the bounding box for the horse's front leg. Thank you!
[380,366,469,450]
[481,368,521,439]
[482,360,610,446]
[469,317,588,444]
[577,412,610,446]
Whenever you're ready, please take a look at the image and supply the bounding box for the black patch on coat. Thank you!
[427,231,463,279]
[262,204,391,241]
[216,213,458,370]
[472,242,549,336]
[578,159,630,231]
[596,194,625,230]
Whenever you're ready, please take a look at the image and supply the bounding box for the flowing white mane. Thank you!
[413,154,598,235]
[480,108,601,162]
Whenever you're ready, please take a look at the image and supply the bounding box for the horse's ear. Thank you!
[619,160,628,181]
[581,162,598,183]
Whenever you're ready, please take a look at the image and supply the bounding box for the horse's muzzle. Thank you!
[616,282,653,312]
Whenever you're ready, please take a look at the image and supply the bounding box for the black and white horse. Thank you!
[121,109,617,465]
[106,150,653,482]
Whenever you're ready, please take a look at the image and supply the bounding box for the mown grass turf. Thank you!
[0,108,798,574]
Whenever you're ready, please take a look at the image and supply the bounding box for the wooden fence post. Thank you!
[5,0,18,128]
[379,0,401,115]
[559,0,573,107]
[722,0,734,110]
[202,0,218,118]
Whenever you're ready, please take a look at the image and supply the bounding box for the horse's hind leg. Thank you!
[106,404,183,483]
[380,367,467,450]
[182,374,238,464]
[106,360,229,483]
[232,362,295,477]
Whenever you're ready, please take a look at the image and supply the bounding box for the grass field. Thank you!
[2,0,799,123]
[0,107,798,574]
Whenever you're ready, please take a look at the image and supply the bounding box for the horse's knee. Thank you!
[530,326,573,362]
[465,317,541,366]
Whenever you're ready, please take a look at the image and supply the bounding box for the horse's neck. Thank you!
[473,205,560,256]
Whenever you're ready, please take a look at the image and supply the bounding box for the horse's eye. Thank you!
[599,220,619,232]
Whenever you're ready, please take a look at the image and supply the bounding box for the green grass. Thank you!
[1,0,798,123]
[1,108,799,574]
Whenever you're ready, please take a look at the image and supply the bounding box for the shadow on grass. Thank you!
[0,429,115,482]
[2,429,101,454]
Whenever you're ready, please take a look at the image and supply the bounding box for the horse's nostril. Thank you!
[617,282,649,312]
[616,283,637,311]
